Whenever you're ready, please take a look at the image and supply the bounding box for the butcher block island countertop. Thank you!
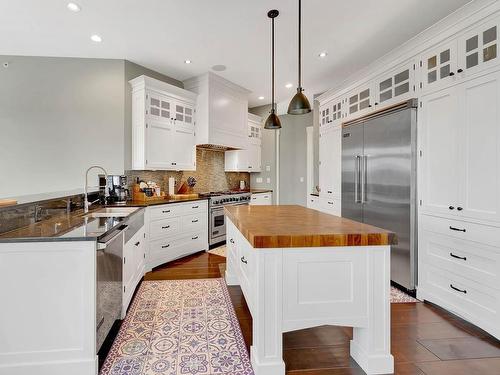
[224,204,396,248]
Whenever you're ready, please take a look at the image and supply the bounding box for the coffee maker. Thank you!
[99,175,130,203]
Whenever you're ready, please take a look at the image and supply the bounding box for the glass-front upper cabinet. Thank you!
[375,60,416,106]
[347,84,374,119]
[459,17,499,76]
[331,97,346,127]
[146,91,173,123]
[421,41,458,92]
[320,103,331,128]
[173,101,195,131]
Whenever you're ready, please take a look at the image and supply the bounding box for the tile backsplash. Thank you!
[126,148,250,194]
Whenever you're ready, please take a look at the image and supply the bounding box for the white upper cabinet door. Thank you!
[173,101,196,131]
[458,71,500,222]
[419,86,461,216]
[248,143,261,172]
[375,60,416,107]
[346,83,375,119]
[146,119,174,169]
[171,127,196,171]
[319,102,332,129]
[146,91,173,123]
[331,97,347,127]
[459,17,499,78]
[421,41,459,93]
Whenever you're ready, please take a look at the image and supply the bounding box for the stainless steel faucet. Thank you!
[84,166,108,213]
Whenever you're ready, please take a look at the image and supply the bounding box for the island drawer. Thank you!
[420,230,500,288]
[149,217,181,239]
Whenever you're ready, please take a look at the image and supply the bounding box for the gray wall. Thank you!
[279,112,313,206]
[249,104,314,206]
[249,105,276,200]
[124,61,183,170]
[0,56,181,199]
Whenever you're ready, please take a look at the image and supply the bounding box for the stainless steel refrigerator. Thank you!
[341,99,418,292]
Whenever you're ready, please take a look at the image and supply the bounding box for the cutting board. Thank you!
[0,199,17,207]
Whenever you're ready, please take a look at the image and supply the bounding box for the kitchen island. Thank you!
[224,205,396,375]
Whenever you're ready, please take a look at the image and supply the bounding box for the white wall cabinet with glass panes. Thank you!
[375,60,416,107]
[459,16,499,78]
[225,113,262,172]
[319,98,346,130]
[346,84,374,120]
[129,75,198,171]
[420,41,458,93]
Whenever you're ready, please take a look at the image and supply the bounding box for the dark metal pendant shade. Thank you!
[288,0,311,115]
[288,88,311,115]
[264,110,282,129]
[265,9,282,130]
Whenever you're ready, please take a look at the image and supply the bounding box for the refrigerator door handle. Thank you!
[354,155,361,203]
[361,155,368,203]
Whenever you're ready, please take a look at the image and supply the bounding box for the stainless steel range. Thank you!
[201,191,251,246]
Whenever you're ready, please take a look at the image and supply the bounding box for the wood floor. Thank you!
[144,251,500,375]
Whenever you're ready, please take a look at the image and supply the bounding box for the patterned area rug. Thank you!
[100,279,254,375]
[211,245,418,303]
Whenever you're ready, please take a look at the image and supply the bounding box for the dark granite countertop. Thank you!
[0,196,208,243]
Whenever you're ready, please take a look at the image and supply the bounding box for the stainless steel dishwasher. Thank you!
[96,224,127,352]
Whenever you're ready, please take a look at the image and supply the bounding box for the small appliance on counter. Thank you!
[100,175,130,204]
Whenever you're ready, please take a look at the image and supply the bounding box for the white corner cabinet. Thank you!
[183,72,250,149]
[249,191,272,205]
[145,200,208,270]
[129,75,197,171]
[225,113,262,172]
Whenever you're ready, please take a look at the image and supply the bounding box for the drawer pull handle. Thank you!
[450,252,466,261]
[192,219,199,223]
[449,206,455,210]
[457,207,463,211]
[192,236,199,240]
[449,226,466,232]
[162,225,170,229]
[134,241,140,246]
[240,256,248,264]
[450,284,467,294]
[192,205,199,209]
[328,201,334,205]
[327,191,333,194]
[230,238,235,244]
[162,244,170,248]
[162,210,171,213]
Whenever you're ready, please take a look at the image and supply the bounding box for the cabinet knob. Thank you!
[449,72,455,76]
[230,238,235,243]
[134,241,140,246]
[457,68,464,73]
[375,103,379,106]
[240,256,248,264]
[457,207,463,211]
[368,105,372,108]
[448,206,455,210]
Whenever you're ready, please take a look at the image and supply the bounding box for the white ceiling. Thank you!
[0,0,471,107]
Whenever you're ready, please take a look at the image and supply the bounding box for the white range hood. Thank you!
[183,72,250,150]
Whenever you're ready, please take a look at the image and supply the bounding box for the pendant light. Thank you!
[287,0,311,115]
[264,9,282,130]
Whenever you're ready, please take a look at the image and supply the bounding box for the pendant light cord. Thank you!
[298,0,302,90]
[271,14,275,112]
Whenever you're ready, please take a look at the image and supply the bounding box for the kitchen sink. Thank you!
[85,207,139,218]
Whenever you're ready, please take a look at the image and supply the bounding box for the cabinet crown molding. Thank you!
[129,75,197,102]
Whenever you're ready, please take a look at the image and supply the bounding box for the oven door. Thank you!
[210,207,226,245]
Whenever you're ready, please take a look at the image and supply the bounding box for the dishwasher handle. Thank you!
[97,225,128,250]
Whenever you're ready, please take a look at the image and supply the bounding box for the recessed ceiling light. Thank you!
[184,59,192,64]
[285,83,293,88]
[318,51,328,58]
[67,2,81,12]
[90,34,102,43]
[258,96,265,100]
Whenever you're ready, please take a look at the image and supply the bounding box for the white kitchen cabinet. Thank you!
[307,194,320,210]
[122,225,145,317]
[319,126,341,199]
[419,86,461,217]
[346,83,375,119]
[225,113,262,172]
[420,40,459,93]
[183,72,250,149]
[129,75,197,171]
[459,16,500,77]
[419,71,500,223]
[250,192,272,205]
[145,200,208,270]
[375,60,416,107]
[319,197,341,216]
[320,97,346,131]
